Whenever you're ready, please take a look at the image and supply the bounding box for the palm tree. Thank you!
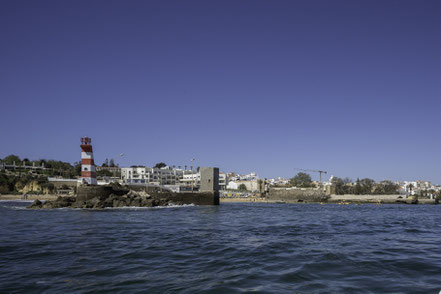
[407,184,414,197]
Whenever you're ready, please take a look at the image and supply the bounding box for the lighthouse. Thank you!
[80,137,97,185]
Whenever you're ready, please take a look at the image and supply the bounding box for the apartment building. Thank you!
[121,166,183,185]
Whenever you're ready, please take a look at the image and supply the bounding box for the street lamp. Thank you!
[111,153,124,181]
[190,158,196,191]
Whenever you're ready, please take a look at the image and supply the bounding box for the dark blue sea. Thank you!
[1,201,440,294]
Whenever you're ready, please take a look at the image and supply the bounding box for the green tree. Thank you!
[3,155,21,165]
[289,172,314,187]
[109,159,116,167]
[343,178,352,184]
[154,162,167,169]
[238,183,247,191]
[102,158,109,167]
[378,180,399,194]
[354,178,362,195]
[97,169,113,177]
[407,183,414,196]
[360,178,375,194]
[331,177,345,195]
[74,162,82,176]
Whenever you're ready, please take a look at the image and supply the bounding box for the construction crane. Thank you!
[293,168,328,184]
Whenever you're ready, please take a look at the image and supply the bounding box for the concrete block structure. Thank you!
[200,167,219,192]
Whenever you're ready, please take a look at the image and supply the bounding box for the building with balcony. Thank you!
[121,166,184,185]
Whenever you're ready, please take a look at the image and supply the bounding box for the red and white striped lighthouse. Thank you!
[80,137,97,185]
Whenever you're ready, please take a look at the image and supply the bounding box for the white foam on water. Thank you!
[104,203,196,210]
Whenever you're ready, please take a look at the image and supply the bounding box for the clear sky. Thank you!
[1,0,441,183]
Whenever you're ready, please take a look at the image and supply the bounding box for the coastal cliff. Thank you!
[0,174,54,195]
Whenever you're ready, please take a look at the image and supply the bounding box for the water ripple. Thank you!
[1,201,441,293]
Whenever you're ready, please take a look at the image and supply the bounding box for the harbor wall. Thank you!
[267,188,328,202]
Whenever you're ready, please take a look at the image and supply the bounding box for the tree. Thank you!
[378,180,399,194]
[109,159,115,167]
[331,177,346,195]
[102,158,109,167]
[3,155,21,165]
[74,162,82,177]
[343,178,352,184]
[354,178,363,195]
[97,169,113,177]
[407,183,414,196]
[238,184,247,191]
[289,172,314,187]
[154,162,167,169]
[360,178,375,194]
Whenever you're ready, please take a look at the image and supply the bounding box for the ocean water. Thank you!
[0,201,440,294]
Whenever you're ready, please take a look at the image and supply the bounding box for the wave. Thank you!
[104,203,196,210]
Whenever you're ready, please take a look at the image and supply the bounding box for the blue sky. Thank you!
[1,0,441,183]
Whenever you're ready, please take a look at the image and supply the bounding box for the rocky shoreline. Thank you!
[28,189,185,209]
[27,183,220,209]
[28,191,184,209]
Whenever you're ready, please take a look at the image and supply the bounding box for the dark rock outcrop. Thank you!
[28,183,219,209]
[28,189,163,209]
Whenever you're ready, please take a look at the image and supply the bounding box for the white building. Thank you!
[180,171,228,190]
[121,166,183,185]
[230,172,258,181]
[268,177,289,186]
[121,166,228,189]
[180,172,200,186]
[227,180,259,192]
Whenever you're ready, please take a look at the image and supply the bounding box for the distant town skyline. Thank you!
[1,1,441,183]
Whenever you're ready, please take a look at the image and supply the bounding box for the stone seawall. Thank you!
[267,188,328,202]
[329,194,439,204]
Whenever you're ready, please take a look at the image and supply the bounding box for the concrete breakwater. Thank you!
[28,185,219,209]
[328,194,438,204]
[267,188,439,204]
[266,188,439,204]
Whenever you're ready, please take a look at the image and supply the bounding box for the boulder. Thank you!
[28,199,43,209]
[27,185,198,209]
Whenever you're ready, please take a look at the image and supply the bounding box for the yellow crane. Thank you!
[293,168,328,184]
